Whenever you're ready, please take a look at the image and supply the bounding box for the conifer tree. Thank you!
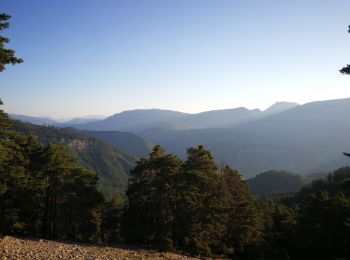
[218,166,262,258]
[0,13,23,72]
[124,145,182,249]
[101,195,124,243]
[175,145,219,256]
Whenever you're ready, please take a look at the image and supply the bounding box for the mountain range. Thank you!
[10,114,105,126]
[11,99,350,178]
[11,101,299,131]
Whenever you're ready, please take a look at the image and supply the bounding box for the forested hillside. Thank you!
[0,99,106,240]
[247,170,307,197]
[11,121,137,199]
[82,130,152,157]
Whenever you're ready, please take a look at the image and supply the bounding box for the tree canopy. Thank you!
[0,13,23,72]
[0,101,104,241]
[124,145,262,257]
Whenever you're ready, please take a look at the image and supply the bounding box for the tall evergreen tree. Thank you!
[0,13,23,72]
[38,144,104,240]
[101,195,124,243]
[218,166,262,258]
[174,145,220,256]
[124,145,182,249]
[39,144,77,238]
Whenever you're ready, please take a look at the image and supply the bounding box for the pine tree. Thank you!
[218,166,263,258]
[38,144,104,240]
[39,144,76,238]
[174,145,219,256]
[101,195,124,243]
[55,166,104,241]
[0,13,23,72]
[124,145,181,250]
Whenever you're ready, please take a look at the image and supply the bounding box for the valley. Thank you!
[13,98,350,179]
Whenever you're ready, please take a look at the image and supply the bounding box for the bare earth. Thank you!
[0,236,198,260]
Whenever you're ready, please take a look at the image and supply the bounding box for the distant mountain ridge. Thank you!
[162,107,263,130]
[63,116,106,125]
[73,109,189,132]
[263,101,299,115]
[10,101,299,132]
[140,98,350,177]
[10,114,58,126]
[69,102,299,132]
[10,98,350,178]
[10,114,105,126]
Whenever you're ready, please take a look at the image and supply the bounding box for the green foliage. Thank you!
[259,166,350,259]
[247,170,307,197]
[299,166,350,198]
[218,166,263,258]
[11,121,137,199]
[293,192,350,259]
[124,145,181,250]
[176,145,220,255]
[124,145,262,258]
[101,195,124,243]
[0,101,104,241]
[259,200,297,259]
[0,13,23,71]
[39,144,104,239]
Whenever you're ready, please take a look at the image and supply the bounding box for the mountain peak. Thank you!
[264,101,299,115]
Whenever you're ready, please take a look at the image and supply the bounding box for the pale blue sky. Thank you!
[1,0,350,119]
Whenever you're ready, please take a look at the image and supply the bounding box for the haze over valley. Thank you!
[11,98,350,178]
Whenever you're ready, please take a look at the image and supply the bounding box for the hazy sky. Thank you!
[1,0,350,119]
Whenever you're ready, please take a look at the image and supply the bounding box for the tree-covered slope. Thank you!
[82,130,152,157]
[247,170,307,197]
[11,121,137,199]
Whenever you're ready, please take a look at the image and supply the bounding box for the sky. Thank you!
[1,0,350,119]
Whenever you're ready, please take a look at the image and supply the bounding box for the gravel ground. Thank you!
[0,236,198,260]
